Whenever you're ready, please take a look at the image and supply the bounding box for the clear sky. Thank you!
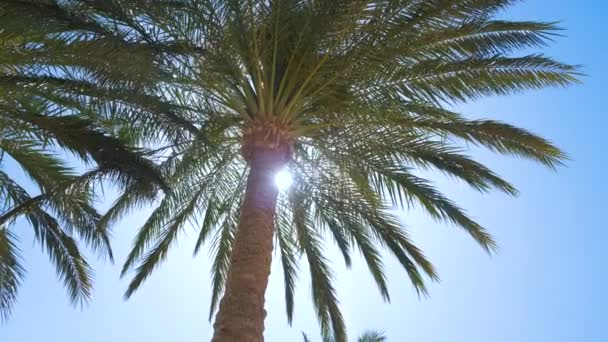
[2,1,606,341]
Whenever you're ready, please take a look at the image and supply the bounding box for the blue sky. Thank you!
[2,1,606,341]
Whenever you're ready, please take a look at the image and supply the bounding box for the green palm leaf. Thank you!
[0,228,25,321]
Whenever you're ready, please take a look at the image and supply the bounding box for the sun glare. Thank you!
[275,169,293,191]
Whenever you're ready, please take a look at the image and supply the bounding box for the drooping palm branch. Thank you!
[0,11,169,319]
[0,129,102,320]
[1,0,579,339]
[0,104,169,320]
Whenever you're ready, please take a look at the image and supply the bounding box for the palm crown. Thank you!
[0,0,578,340]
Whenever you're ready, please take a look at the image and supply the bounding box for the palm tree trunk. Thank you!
[211,142,288,342]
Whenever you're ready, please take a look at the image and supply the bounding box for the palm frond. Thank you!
[208,196,242,321]
[124,189,203,298]
[289,191,346,342]
[0,228,25,321]
[28,209,94,306]
[276,197,299,324]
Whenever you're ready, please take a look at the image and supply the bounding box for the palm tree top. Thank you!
[1,0,579,339]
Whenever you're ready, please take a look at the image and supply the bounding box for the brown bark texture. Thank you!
[211,125,291,342]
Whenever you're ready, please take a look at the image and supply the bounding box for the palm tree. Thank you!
[1,0,579,340]
[303,329,386,342]
[0,28,168,319]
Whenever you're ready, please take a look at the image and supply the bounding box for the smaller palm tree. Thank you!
[303,330,386,342]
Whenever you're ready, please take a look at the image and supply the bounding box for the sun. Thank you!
[274,169,293,191]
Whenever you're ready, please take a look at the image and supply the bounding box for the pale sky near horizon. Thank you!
[1,1,606,341]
